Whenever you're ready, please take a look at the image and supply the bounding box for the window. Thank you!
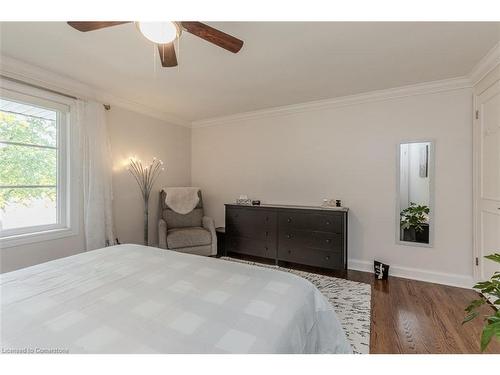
[0,86,76,245]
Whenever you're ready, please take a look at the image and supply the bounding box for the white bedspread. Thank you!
[0,244,352,354]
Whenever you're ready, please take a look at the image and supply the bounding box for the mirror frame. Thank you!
[396,139,435,248]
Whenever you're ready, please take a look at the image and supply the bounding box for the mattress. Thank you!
[0,244,352,354]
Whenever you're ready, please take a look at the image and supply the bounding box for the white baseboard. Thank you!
[348,259,474,289]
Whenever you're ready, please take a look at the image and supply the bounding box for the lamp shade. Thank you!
[137,22,178,44]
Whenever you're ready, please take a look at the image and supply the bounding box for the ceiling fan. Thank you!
[67,21,244,67]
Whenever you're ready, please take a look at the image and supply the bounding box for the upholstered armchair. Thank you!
[158,189,217,256]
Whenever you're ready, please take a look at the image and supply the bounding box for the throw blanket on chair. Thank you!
[164,187,200,215]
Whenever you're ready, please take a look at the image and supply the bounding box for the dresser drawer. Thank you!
[225,204,347,269]
[226,236,275,258]
[226,207,277,240]
[278,211,343,233]
[279,230,343,251]
[277,246,343,270]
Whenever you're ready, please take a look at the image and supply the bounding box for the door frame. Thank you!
[472,64,500,282]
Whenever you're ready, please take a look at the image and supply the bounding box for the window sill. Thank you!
[0,226,78,248]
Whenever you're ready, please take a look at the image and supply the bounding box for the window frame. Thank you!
[0,81,79,248]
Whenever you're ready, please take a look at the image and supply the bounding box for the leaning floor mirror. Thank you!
[397,141,434,247]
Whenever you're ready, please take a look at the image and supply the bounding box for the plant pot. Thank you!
[401,224,429,244]
[415,224,429,243]
[402,227,416,242]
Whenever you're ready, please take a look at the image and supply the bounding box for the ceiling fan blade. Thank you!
[158,43,178,67]
[67,22,131,32]
[181,22,243,53]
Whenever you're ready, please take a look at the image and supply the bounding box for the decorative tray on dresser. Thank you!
[224,204,348,270]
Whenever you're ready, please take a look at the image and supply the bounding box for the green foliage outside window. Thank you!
[0,111,57,210]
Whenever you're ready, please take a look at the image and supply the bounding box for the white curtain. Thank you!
[79,100,115,250]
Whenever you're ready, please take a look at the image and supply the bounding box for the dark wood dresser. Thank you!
[225,204,348,270]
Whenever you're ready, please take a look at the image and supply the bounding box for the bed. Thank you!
[0,244,352,354]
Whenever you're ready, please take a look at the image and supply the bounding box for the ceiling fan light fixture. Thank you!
[137,22,180,44]
[67,21,244,68]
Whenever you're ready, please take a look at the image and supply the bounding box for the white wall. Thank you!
[1,87,475,287]
[0,223,85,273]
[191,88,474,287]
[107,106,191,246]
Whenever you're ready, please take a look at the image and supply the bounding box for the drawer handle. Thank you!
[287,217,292,223]
[326,221,331,225]
[325,256,330,261]
[265,231,269,236]
[265,246,268,252]
[326,239,332,243]
[286,234,293,239]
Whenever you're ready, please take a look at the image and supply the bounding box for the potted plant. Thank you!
[400,202,430,243]
[463,253,500,352]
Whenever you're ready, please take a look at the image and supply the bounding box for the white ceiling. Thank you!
[1,22,499,123]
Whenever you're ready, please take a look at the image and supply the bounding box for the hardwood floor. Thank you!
[359,271,499,354]
[227,253,500,354]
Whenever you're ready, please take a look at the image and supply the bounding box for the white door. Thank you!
[474,78,500,280]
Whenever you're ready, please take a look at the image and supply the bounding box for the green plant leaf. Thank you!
[465,299,484,313]
[480,319,500,352]
[466,254,500,351]
[482,285,496,293]
[462,311,479,324]
[487,315,500,324]
[400,202,430,231]
[480,325,495,352]
[485,254,500,263]
[465,255,500,351]
[474,281,493,289]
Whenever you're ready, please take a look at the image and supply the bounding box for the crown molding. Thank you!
[0,55,190,128]
[468,42,500,86]
[5,41,496,130]
[191,76,472,128]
